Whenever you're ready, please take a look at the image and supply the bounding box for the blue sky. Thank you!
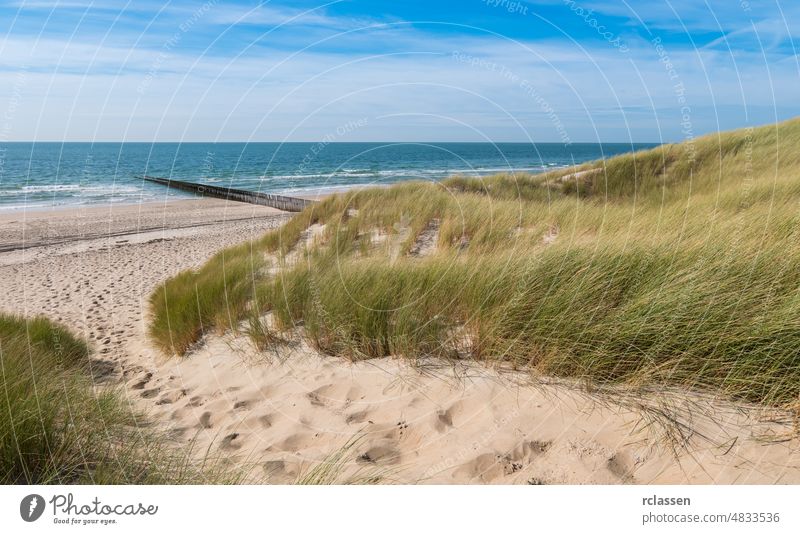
[0,0,798,142]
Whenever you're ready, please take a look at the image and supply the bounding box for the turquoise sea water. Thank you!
[0,142,658,211]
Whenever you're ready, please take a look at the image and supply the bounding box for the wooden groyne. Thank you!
[143,176,315,212]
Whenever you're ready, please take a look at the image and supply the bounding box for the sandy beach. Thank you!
[2,198,800,484]
[0,199,290,378]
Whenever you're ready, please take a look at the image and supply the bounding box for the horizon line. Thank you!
[0,140,664,145]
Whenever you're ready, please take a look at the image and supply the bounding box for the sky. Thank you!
[0,0,798,142]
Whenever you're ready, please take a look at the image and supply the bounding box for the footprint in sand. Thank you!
[220,433,242,451]
[356,440,402,465]
[455,440,553,483]
[130,372,152,390]
[454,453,504,483]
[345,410,369,424]
[262,459,300,482]
[434,401,463,432]
[381,421,409,440]
[499,454,524,476]
[198,411,213,429]
[435,410,453,431]
[308,384,365,408]
[306,388,327,407]
[258,414,274,428]
[276,433,313,451]
[510,440,552,464]
[140,387,160,399]
[606,452,636,483]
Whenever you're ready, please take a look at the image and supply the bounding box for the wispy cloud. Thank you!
[0,0,797,141]
[204,3,383,30]
[9,0,98,8]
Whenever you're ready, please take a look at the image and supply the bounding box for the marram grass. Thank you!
[150,117,800,408]
[0,314,237,484]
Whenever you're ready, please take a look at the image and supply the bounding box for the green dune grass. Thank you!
[149,117,800,408]
[0,314,232,484]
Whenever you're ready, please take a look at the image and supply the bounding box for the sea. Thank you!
[0,142,658,211]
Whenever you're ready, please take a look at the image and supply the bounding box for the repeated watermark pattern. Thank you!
[453,51,571,145]
[137,0,219,95]
[562,0,629,53]
[0,68,28,183]
[481,0,529,15]
[651,36,697,163]
[482,0,628,53]
[297,117,369,175]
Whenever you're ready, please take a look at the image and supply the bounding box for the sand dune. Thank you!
[141,330,800,484]
[2,199,799,484]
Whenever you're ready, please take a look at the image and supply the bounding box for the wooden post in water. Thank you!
[143,176,315,212]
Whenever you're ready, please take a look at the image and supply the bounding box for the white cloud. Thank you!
[204,3,377,30]
[0,3,797,141]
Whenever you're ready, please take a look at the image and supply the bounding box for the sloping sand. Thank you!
[1,199,799,484]
[142,331,800,484]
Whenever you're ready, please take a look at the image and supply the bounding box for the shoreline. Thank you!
[0,198,290,254]
[0,197,222,218]
[0,189,340,217]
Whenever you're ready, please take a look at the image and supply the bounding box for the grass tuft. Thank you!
[0,314,237,484]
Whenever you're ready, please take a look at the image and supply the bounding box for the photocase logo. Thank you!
[20,494,45,522]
